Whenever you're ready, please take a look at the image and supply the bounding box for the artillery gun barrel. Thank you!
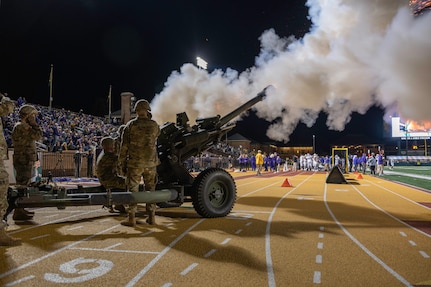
[218,86,269,128]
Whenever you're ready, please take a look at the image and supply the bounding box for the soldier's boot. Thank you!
[120,212,136,227]
[146,203,156,225]
[114,205,127,214]
[13,208,34,221]
[0,222,21,246]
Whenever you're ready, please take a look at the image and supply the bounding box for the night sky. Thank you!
[0,0,387,152]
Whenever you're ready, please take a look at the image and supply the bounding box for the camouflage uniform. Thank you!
[11,105,42,221]
[96,137,126,189]
[12,106,43,186]
[119,99,160,226]
[0,93,21,246]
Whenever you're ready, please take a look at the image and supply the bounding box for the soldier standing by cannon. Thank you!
[119,99,160,226]
[11,104,43,221]
[0,93,22,245]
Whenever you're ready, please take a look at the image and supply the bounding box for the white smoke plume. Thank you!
[151,0,431,142]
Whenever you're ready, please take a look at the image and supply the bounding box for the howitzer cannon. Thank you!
[5,87,268,220]
[155,86,268,217]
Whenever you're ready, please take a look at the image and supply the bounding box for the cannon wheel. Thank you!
[191,168,236,218]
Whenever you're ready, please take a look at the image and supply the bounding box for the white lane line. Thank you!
[320,226,325,231]
[235,229,243,235]
[352,183,431,239]
[125,219,205,287]
[325,184,413,287]
[29,234,50,241]
[313,271,321,284]
[204,249,217,258]
[5,275,35,286]
[419,251,430,258]
[317,242,323,249]
[266,174,314,287]
[161,283,173,287]
[140,230,154,237]
[315,255,322,264]
[67,225,83,231]
[221,238,231,245]
[104,243,123,250]
[408,240,417,246]
[69,247,159,254]
[399,231,407,237]
[245,222,253,227]
[180,263,199,275]
[0,224,120,279]
[9,209,106,235]
[318,233,324,239]
[238,181,282,199]
[367,179,431,212]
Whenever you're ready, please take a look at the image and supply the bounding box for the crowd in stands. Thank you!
[2,99,388,176]
[3,98,119,153]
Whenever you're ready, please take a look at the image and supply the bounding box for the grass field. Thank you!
[382,166,431,191]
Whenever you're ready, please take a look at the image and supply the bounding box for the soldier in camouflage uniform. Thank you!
[96,136,126,189]
[11,104,43,221]
[96,137,127,213]
[119,99,160,226]
[0,93,21,246]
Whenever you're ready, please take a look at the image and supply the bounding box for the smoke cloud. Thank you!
[151,0,431,142]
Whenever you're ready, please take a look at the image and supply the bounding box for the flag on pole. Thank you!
[48,64,53,109]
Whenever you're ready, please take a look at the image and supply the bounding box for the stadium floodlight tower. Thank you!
[196,56,208,70]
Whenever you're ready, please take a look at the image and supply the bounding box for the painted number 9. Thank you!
[44,257,114,283]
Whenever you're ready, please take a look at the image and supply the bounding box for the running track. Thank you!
[1,170,431,286]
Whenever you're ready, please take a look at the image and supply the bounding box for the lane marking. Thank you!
[318,233,324,239]
[0,224,120,279]
[315,255,322,264]
[352,183,431,239]
[5,275,35,286]
[313,271,321,284]
[265,174,314,287]
[29,234,50,241]
[67,226,83,231]
[399,232,407,237]
[140,231,154,237]
[419,251,430,258]
[221,238,231,245]
[161,283,173,287]
[9,209,107,235]
[367,180,431,212]
[317,242,323,249]
[125,219,205,287]
[69,247,159,254]
[180,263,198,275]
[104,243,122,250]
[204,249,217,258]
[325,184,413,287]
[235,229,243,235]
[408,240,417,246]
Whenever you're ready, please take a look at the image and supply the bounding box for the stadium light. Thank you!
[196,56,208,70]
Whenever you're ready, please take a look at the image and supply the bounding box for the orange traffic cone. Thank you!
[357,174,363,179]
[281,178,293,187]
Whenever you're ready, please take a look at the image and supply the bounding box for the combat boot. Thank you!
[0,222,21,246]
[146,203,156,225]
[120,212,136,227]
[13,208,34,221]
